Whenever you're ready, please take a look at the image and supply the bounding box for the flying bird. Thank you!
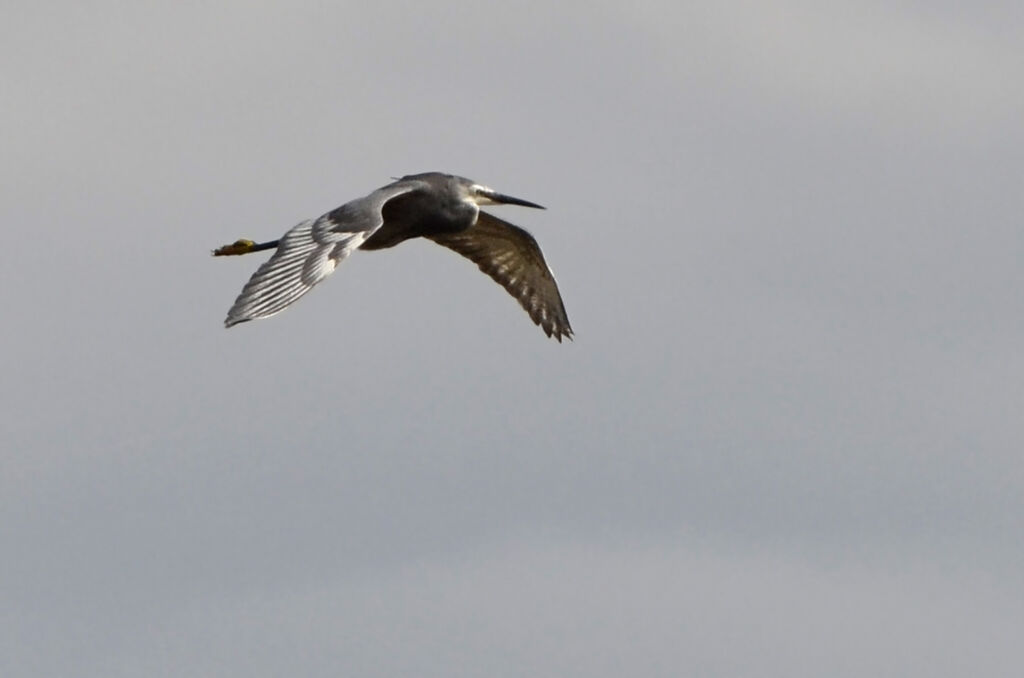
[213,172,572,341]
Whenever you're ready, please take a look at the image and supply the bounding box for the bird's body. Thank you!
[214,172,572,341]
[360,174,477,249]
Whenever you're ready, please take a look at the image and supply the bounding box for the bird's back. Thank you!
[361,180,476,250]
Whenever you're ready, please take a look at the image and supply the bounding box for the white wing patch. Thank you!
[224,229,369,326]
[223,181,424,327]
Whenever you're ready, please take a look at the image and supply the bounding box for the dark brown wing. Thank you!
[427,210,573,341]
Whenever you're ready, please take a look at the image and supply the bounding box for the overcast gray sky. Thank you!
[3,1,1023,676]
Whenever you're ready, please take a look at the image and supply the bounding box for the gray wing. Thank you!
[224,182,422,327]
[427,211,573,341]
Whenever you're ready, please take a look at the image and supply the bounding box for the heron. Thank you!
[213,172,572,341]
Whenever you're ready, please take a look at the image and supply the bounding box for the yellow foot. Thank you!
[212,239,257,256]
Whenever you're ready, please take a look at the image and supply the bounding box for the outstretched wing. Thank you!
[224,182,422,327]
[427,211,573,341]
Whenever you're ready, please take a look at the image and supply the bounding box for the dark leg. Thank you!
[212,239,281,256]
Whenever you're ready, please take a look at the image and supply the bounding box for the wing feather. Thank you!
[427,211,573,341]
[224,182,423,327]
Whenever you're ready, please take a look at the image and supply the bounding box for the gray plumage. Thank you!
[217,172,572,341]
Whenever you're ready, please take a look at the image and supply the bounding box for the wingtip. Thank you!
[546,325,574,343]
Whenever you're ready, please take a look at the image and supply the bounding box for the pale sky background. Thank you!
[2,1,1023,676]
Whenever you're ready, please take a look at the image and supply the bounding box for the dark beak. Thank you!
[490,192,545,209]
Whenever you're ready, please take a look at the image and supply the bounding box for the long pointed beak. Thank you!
[487,191,545,210]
